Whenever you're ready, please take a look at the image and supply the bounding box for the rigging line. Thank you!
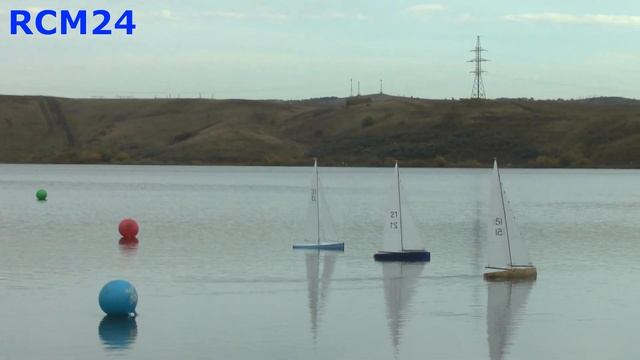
[396,162,404,251]
[315,160,320,244]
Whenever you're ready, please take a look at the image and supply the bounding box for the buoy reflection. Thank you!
[119,237,139,255]
[98,315,138,351]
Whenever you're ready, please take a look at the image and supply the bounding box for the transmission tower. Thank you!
[468,35,488,99]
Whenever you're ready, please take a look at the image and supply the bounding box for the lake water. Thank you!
[0,165,639,360]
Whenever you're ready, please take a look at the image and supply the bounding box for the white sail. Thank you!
[503,194,532,267]
[487,160,511,268]
[399,189,424,251]
[487,160,532,269]
[382,163,403,252]
[303,160,339,244]
[318,176,339,243]
[486,281,534,360]
[382,163,424,252]
[382,262,425,352]
[304,160,320,243]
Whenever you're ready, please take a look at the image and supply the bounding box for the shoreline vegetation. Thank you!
[1,94,640,168]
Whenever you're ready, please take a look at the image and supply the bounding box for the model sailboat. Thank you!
[484,159,537,280]
[293,159,344,251]
[374,162,430,262]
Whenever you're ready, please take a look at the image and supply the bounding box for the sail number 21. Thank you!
[390,211,399,229]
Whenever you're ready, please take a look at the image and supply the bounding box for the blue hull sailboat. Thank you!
[374,162,430,262]
[293,159,344,251]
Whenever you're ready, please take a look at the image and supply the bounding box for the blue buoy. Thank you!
[99,280,138,317]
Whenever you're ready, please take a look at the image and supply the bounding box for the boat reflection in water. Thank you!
[304,250,338,341]
[98,315,138,351]
[118,237,139,256]
[486,280,534,360]
[381,262,425,354]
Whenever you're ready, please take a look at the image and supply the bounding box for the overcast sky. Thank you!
[1,0,640,99]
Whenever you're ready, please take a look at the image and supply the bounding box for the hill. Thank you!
[1,94,640,168]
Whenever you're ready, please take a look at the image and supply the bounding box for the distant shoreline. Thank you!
[1,95,639,168]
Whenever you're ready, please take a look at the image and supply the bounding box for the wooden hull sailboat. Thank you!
[374,162,430,262]
[484,159,537,281]
[293,159,345,251]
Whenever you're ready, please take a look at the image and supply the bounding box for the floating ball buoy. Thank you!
[99,280,138,317]
[36,189,47,201]
[118,219,139,239]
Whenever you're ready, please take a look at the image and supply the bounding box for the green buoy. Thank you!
[36,189,47,201]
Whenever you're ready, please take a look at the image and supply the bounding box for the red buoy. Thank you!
[119,218,139,239]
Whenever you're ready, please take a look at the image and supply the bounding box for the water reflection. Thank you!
[382,262,425,354]
[486,280,534,360]
[472,199,483,274]
[118,237,139,256]
[304,250,337,341]
[98,316,138,351]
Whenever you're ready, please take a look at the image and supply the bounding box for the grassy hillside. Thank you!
[1,94,640,167]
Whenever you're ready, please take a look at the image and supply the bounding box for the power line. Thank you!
[468,35,488,99]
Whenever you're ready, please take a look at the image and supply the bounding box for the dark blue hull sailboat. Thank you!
[374,162,430,263]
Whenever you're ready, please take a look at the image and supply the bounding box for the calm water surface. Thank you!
[0,165,639,359]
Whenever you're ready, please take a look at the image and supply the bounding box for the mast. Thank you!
[315,159,320,244]
[396,161,404,250]
[496,162,513,266]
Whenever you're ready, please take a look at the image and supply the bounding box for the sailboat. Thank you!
[484,159,537,280]
[486,281,534,360]
[374,161,430,262]
[293,159,345,251]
